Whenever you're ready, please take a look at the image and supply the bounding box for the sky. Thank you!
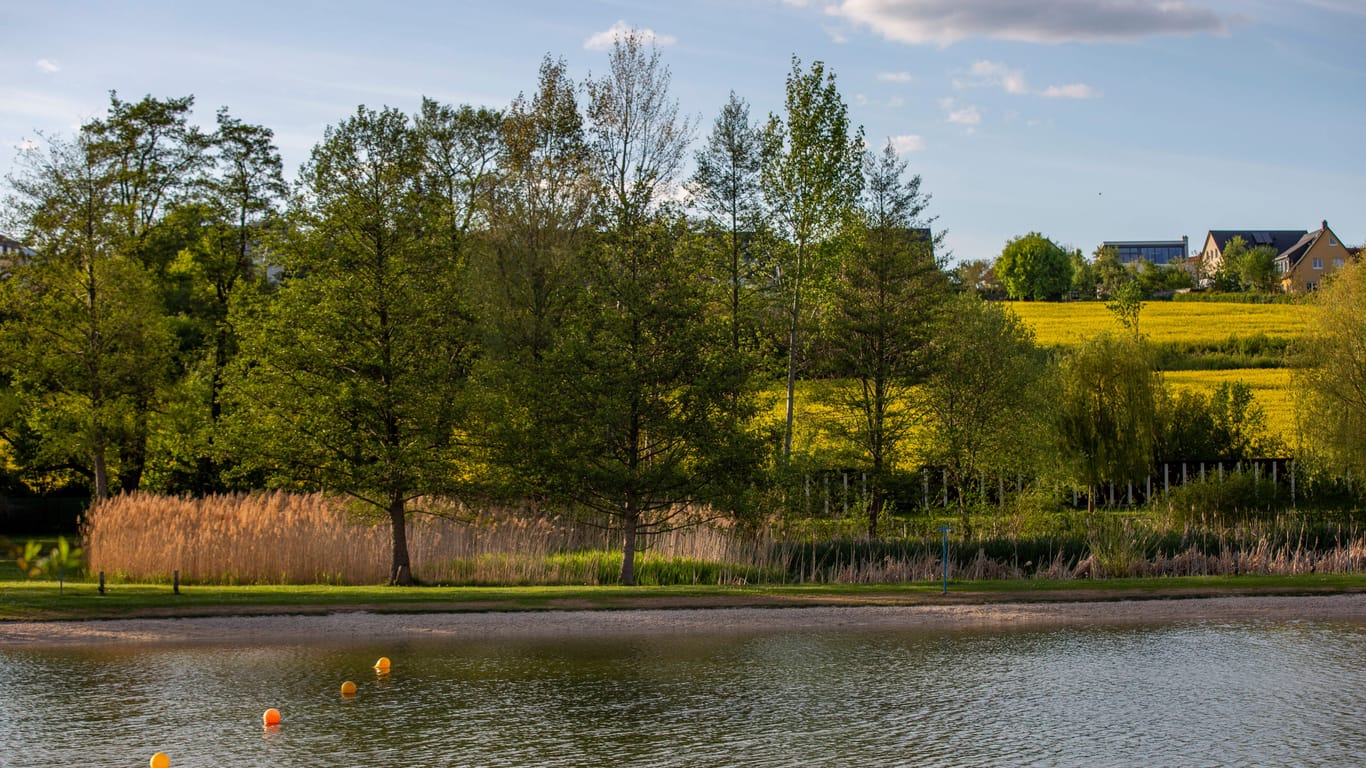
[2,0,1364,263]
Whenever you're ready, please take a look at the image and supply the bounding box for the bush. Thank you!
[1164,474,1284,524]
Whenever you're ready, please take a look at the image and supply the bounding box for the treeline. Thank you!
[0,33,1348,585]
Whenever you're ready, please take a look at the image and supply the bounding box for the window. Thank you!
[1313,258,1323,270]
[1306,281,1318,291]
[1334,258,1344,269]
[1330,237,1338,246]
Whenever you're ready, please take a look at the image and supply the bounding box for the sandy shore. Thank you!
[3,593,1364,648]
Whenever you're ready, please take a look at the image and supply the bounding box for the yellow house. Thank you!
[1196,228,1305,281]
[1275,220,1353,293]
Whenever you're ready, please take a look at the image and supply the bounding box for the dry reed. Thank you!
[82,492,1366,585]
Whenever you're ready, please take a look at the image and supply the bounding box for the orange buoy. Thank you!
[263,707,282,727]
[150,753,170,768]
[340,680,358,696]
[374,656,391,673]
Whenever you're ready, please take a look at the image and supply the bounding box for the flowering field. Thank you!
[1005,300,1309,347]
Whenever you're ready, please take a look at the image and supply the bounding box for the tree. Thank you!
[479,55,594,362]
[919,296,1051,534]
[692,91,766,353]
[1105,280,1145,339]
[517,29,760,586]
[825,141,948,536]
[585,29,694,232]
[223,106,473,585]
[1055,334,1160,513]
[995,232,1072,301]
[1295,259,1366,475]
[414,97,502,262]
[761,57,864,457]
[515,217,762,586]
[0,134,173,500]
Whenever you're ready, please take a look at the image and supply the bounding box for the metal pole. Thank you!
[937,525,951,595]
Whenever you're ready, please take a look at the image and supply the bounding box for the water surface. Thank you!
[2,618,1363,767]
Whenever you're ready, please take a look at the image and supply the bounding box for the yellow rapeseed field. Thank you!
[1005,300,1309,347]
[1163,368,1296,443]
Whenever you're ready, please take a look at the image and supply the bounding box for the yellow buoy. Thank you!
[374,656,391,673]
[340,680,358,696]
[150,753,170,768]
[263,707,282,727]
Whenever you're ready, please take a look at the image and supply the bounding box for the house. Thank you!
[1275,220,1353,293]
[0,233,36,273]
[1196,229,1307,279]
[1101,237,1189,267]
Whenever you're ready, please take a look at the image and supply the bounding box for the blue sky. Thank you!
[3,0,1363,263]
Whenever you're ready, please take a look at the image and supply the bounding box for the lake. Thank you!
[2,612,1364,767]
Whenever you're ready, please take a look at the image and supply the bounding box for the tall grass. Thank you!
[83,492,782,586]
[83,492,1366,586]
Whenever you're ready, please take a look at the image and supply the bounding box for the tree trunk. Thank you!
[92,432,109,502]
[388,495,413,586]
[620,500,638,586]
[782,243,805,458]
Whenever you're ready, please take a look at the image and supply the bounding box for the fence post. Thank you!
[1290,460,1296,506]
[923,470,929,511]
[823,474,830,517]
[943,468,949,508]
[1200,462,1206,482]
[842,472,849,517]
[1164,463,1169,499]
[1127,482,1133,507]
[1218,463,1223,483]
[1182,462,1187,485]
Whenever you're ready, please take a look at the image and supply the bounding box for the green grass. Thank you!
[4,575,1363,622]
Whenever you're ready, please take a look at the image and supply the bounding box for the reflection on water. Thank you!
[2,619,1364,767]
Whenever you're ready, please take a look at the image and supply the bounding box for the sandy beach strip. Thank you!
[2,593,1364,648]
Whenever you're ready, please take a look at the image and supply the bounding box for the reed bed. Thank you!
[83,492,782,585]
[83,493,1366,585]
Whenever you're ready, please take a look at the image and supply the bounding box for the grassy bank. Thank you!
[4,575,1365,622]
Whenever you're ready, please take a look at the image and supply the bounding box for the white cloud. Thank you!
[1041,83,1103,99]
[584,20,678,51]
[890,134,927,153]
[877,71,914,82]
[959,60,1029,94]
[828,0,1230,45]
[940,98,982,126]
[35,58,61,74]
[886,96,906,108]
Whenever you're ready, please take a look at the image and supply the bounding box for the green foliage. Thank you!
[1296,258,1366,477]
[1105,280,1145,338]
[762,55,864,457]
[995,232,1072,301]
[823,140,948,535]
[10,536,85,579]
[1163,475,1284,524]
[1055,335,1161,508]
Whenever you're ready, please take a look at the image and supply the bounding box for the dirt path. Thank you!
[3,591,1363,648]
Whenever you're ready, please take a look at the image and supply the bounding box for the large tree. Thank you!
[761,57,864,458]
[995,231,1072,301]
[1,134,173,500]
[497,31,760,585]
[223,105,473,585]
[825,141,948,536]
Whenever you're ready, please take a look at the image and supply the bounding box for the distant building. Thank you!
[1275,220,1354,293]
[1101,237,1189,266]
[1197,229,1307,277]
[0,233,36,273]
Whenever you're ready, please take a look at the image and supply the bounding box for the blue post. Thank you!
[936,525,951,594]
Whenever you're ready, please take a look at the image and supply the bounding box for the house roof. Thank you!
[1208,230,1308,255]
[1275,230,1321,266]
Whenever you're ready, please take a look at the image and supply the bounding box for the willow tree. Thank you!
[761,57,864,458]
[1056,334,1160,513]
[223,105,473,585]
